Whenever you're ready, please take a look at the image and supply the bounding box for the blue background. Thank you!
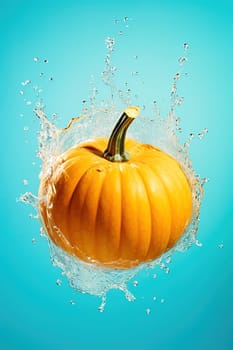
[1,0,233,349]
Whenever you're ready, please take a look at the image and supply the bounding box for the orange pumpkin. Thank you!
[39,106,192,269]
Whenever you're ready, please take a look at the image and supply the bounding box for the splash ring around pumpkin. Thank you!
[38,106,193,270]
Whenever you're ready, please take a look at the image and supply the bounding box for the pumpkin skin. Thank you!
[39,130,193,269]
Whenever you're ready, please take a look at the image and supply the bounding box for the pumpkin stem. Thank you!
[103,106,140,162]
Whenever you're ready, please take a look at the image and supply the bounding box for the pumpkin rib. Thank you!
[39,179,75,255]
[118,164,140,261]
[148,161,182,249]
[133,165,153,261]
[69,167,105,259]
[147,162,175,251]
[58,145,108,255]
[101,165,122,262]
[82,166,108,261]
[118,164,130,260]
[67,165,98,255]
[148,159,192,248]
[168,174,193,248]
[56,159,95,246]
[119,164,152,262]
[92,166,116,263]
[52,159,84,205]
[132,165,152,261]
[117,165,124,262]
[164,167,192,248]
[136,162,172,260]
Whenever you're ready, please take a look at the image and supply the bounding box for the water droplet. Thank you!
[184,132,195,147]
[40,72,44,77]
[171,85,176,96]
[176,96,184,105]
[178,56,188,65]
[145,308,151,315]
[19,90,24,95]
[165,256,172,264]
[98,305,104,312]
[160,298,165,304]
[164,267,170,274]
[198,128,208,139]
[134,55,138,59]
[118,31,123,35]
[159,261,166,269]
[218,243,224,249]
[69,299,75,305]
[26,101,32,106]
[56,279,62,286]
[184,42,189,50]
[33,57,39,62]
[152,296,157,301]
[114,19,119,24]
[32,238,37,244]
[195,239,203,247]
[44,59,48,63]
[152,273,157,279]
[23,126,29,131]
[123,16,129,22]
[19,113,24,117]
[174,72,181,80]
[40,227,46,237]
[29,213,36,219]
[198,132,204,139]
[201,177,209,185]
[18,191,38,209]
[133,280,138,287]
[124,288,136,302]
[98,295,106,312]
[49,77,54,81]
[21,79,31,86]
[105,37,115,51]
[35,100,45,109]
[22,179,28,185]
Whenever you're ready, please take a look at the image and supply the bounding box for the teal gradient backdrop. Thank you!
[1,0,233,349]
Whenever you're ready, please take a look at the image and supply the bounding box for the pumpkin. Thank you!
[39,106,192,269]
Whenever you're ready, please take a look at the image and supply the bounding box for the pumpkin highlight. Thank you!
[39,106,193,269]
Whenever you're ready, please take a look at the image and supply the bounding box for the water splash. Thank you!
[19,39,207,311]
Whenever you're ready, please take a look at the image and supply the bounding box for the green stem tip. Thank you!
[103,106,140,162]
